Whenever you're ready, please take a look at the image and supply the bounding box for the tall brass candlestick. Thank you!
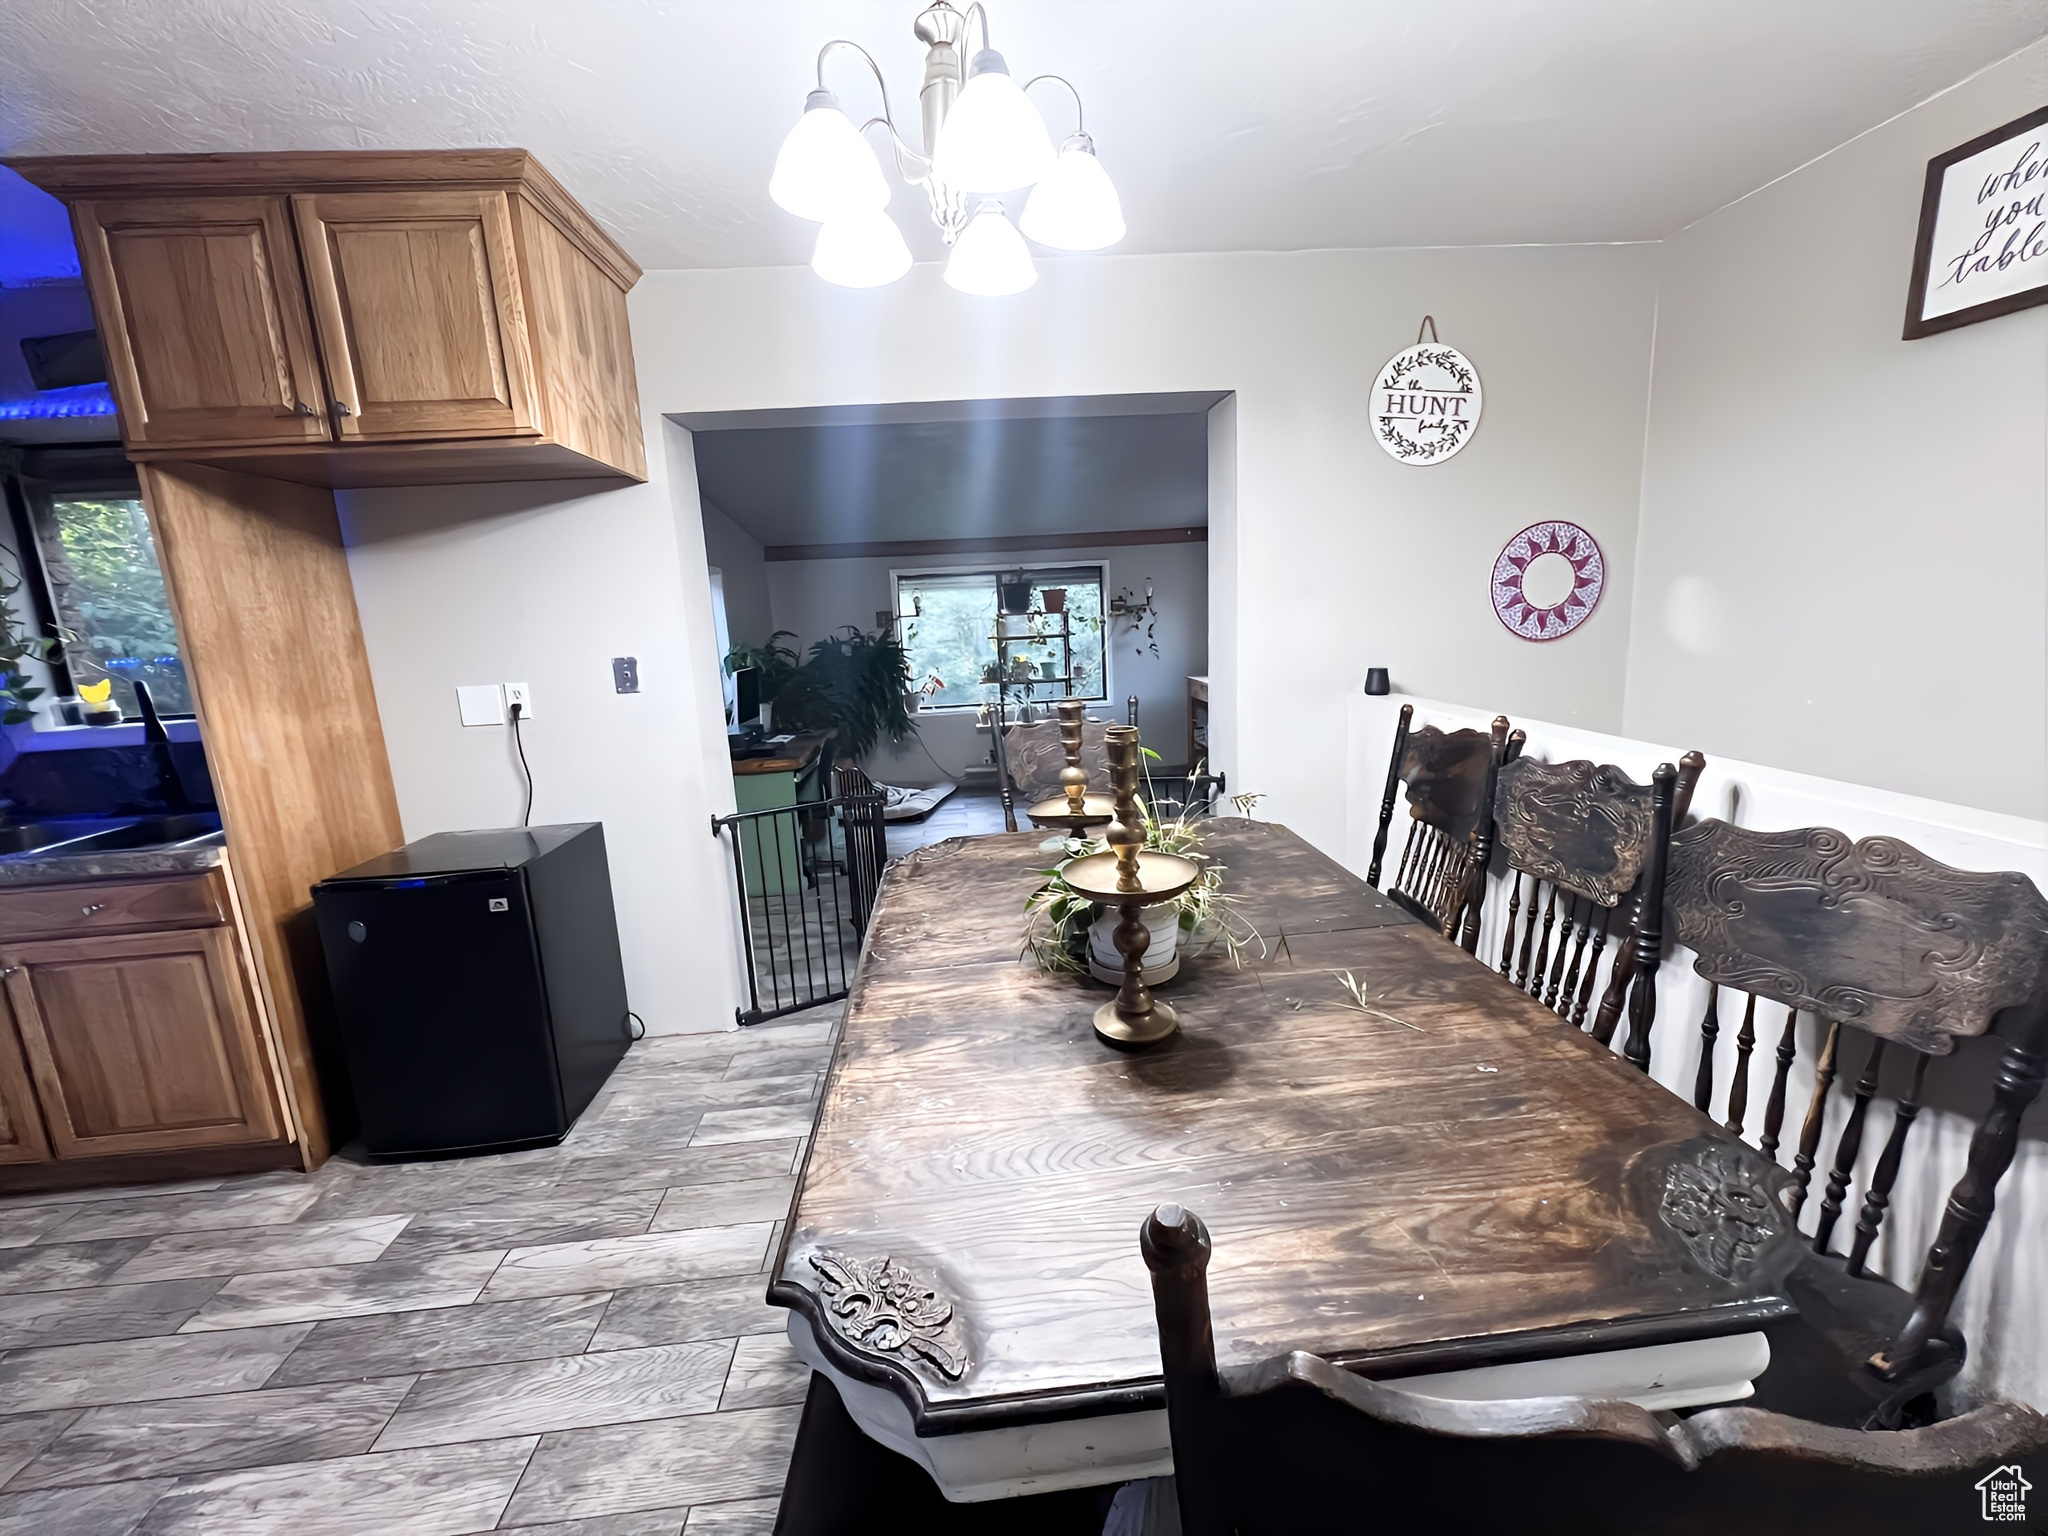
[1057,725,1199,1048]
[1026,700,1113,831]
[1058,700,1090,816]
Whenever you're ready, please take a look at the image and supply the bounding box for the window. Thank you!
[11,464,192,718]
[894,565,1107,712]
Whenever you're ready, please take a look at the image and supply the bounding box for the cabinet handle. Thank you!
[293,400,317,416]
[333,400,355,418]
[0,966,17,978]
[80,903,105,916]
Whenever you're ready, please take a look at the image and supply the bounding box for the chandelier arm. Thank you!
[817,38,906,130]
[816,39,933,182]
[1023,74,1085,137]
[858,117,934,184]
[964,3,992,59]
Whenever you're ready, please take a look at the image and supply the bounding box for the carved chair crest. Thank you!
[1665,820,2048,1055]
[1398,724,1495,842]
[1495,757,1661,908]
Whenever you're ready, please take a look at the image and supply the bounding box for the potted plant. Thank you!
[999,575,1033,616]
[725,627,917,765]
[1023,762,1262,980]
[1043,587,1067,614]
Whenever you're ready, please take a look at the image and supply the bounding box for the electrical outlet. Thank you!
[503,682,534,719]
[612,656,639,694]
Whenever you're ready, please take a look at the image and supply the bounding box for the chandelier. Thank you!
[768,1,1124,294]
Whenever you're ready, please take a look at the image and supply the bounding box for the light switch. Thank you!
[457,684,505,727]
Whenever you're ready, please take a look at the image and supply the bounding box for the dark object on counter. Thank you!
[1363,667,1391,696]
[21,328,108,390]
[312,822,631,1159]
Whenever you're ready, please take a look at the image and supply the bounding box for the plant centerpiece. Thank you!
[724,626,916,765]
[1023,759,1261,981]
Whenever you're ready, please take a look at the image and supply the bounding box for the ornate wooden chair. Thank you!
[1141,1203,2048,1536]
[1002,714,1113,804]
[1366,704,1517,939]
[1662,820,2048,1428]
[1488,752,1704,1063]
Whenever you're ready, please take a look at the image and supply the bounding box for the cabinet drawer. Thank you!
[0,872,228,941]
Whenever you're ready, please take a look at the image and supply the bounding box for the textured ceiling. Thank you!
[2,1,2043,272]
[695,411,1210,547]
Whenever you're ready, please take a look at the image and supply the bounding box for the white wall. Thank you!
[698,494,772,653]
[338,444,747,1035]
[1347,693,2048,1410]
[337,245,1658,1032]
[1627,39,2048,820]
[764,539,1209,785]
[339,243,1658,1032]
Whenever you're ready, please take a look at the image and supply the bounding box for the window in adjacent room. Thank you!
[893,564,1107,712]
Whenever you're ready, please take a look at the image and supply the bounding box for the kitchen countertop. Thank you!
[0,834,225,887]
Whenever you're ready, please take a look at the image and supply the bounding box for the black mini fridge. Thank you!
[312,823,631,1159]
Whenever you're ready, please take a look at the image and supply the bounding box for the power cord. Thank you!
[626,1010,646,1040]
[510,701,534,827]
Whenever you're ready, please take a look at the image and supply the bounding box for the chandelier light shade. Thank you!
[770,89,890,222]
[945,203,1037,295]
[812,209,915,288]
[1020,133,1125,251]
[931,49,1056,194]
[771,3,1121,295]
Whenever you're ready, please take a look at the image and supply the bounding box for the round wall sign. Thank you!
[1491,521,1604,642]
[1372,343,1482,464]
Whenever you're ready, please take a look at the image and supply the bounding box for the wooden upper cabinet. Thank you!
[292,189,542,442]
[2,927,282,1159]
[73,196,331,450]
[10,151,646,487]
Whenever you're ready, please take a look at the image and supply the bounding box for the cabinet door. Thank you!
[72,196,332,450]
[1,928,281,1158]
[292,190,541,442]
[0,990,51,1165]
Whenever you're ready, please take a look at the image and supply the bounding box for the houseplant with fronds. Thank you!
[725,626,917,765]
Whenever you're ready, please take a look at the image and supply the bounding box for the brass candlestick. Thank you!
[1057,725,1199,1049]
[1027,700,1115,832]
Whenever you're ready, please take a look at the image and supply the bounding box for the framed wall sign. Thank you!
[1904,103,2048,339]
[1371,320,1482,464]
[1491,521,1604,642]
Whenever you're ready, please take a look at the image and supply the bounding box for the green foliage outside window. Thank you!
[38,497,191,715]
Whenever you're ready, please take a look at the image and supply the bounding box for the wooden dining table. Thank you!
[767,818,1804,1502]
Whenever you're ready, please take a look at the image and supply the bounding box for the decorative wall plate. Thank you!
[1491,521,1604,642]
[1371,343,1482,464]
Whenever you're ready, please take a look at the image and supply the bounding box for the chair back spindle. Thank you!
[1584,751,1707,1047]
[1619,763,1677,1073]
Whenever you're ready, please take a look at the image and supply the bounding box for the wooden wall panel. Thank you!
[138,463,404,1165]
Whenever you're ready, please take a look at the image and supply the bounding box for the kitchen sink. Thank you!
[0,812,223,859]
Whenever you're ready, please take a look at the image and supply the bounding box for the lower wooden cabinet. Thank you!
[0,925,281,1159]
[0,991,52,1164]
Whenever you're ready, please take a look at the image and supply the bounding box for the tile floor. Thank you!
[880,787,1011,856]
[0,1010,845,1536]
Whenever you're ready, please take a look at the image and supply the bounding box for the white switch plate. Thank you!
[457,684,505,727]
[503,681,534,719]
